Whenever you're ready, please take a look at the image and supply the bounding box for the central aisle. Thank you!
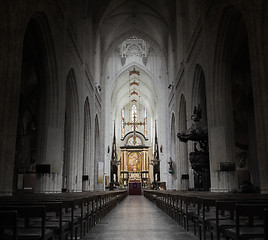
[85,195,196,240]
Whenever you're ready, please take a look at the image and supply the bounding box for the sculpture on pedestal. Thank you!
[177,106,210,190]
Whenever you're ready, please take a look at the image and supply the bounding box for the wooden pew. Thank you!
[198,196,233,240]
[0,201,67,240]
[2,195,78,240]
[265,209,268,240]
[0,190,128,240]
[209,199,268,240]
[144,190,268,240]
[224,203,268,240]
[0,194,84,240]
[0,206,54,240]
[205,200,238,240]
[193,194,268,240]
[0,210,18,240]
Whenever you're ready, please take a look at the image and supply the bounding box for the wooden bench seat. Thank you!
[0,200,71,240]
[208,200,268,240]
[0,206,54,240]
[0,190,128,240]
[0,210,18,240]
[144,190,268,240]
[264,209,268,240]
[223,203,268,240]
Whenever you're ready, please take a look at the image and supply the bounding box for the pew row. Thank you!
[0,190,128,240]
[144,190,268,240]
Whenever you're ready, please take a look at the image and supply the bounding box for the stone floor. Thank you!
[84,195,196,240]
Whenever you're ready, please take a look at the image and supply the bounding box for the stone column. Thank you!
[247,5,268,193]
[209,126,236,192]
[0,10,23,195]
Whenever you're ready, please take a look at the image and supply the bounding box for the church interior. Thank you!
[0,0,268,239]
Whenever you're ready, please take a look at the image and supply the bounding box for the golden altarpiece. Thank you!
[119,136,151,189]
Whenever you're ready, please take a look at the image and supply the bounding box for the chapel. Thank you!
[0,1,268,239]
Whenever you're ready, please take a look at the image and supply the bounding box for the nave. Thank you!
[85,195,195,240]
[2,190,268,240]
[1,0,268,239]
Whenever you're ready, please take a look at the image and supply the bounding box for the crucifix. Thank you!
[124,113,145,145]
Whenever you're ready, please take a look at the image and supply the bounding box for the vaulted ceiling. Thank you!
[110,64,158,119]
[95,0,176,63]
[66,0,177,142]
[91,0,176,123]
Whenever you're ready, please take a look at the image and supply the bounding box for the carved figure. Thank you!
[177,106,208,150]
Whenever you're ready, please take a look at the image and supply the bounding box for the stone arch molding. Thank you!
[19,14,62,194]
[110,63,159,119]
[177,93,189,190]
[170,112,176,166]
[122,131,147,146]
[94,114,103,190]
[24,13,60,127]
[109,62,158,95]
[64,68,82,192]
[82,97,92,191]
[212,6,247,125]
[191,64,207,123]
[209,6,254,192]
[192,65,204,106]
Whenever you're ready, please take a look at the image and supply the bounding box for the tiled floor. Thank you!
[84,195,196,240]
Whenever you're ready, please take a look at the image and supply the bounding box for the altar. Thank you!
[119,145,150,194]
[129,182,142,195]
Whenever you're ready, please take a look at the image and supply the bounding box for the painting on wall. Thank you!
[128,152,141,172]
[97,162,104,183]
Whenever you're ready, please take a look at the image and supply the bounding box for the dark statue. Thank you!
[168,157,174,174]
[177,105,210,191]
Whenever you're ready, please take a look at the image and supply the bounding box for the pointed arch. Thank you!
[212,6,246,126]
[178,94,189,190]
[191,64,210,191]
[14,14,59,193]
[210,6,258,191]
[63,68,80,192]
[192,64,207,124]
[94,114,102,190]
[82,97,91,191]
[170,112,176,189]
